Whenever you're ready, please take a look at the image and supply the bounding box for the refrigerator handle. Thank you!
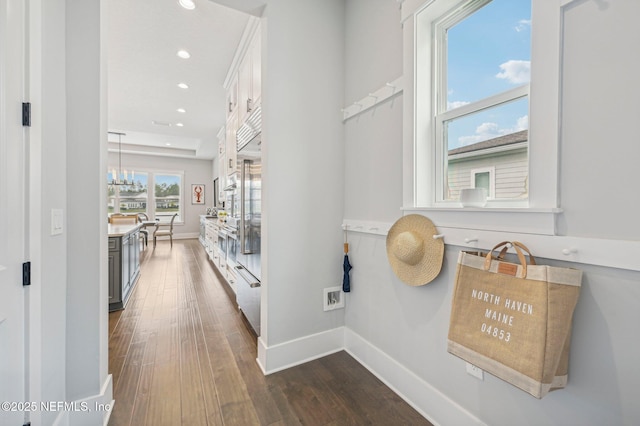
[240,159,253,254]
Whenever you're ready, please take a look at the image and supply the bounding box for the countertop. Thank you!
[108,223,143,237]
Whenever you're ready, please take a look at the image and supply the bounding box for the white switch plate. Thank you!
[51,209,63,236]
[466,362,484,380]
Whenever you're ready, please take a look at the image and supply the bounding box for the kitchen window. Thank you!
[153,173,183,223]
[108,171,149,215]
[405,0,562,234]
[108,170,183,224]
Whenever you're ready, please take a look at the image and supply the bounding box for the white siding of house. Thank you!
[448,147,527,200]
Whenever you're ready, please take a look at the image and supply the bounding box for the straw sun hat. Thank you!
[386,214,444,286]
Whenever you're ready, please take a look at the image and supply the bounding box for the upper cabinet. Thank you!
[217,126,227,197]
[221,18,260,183]
[225,110,238,176]
[237,29,262,126]
[226,74,238,118]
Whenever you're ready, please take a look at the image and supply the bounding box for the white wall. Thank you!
[556,0,640,241]
[343,1,640,425]
[108,152,214,236]
[26,1,112,425]
[259,0,346,366]
[28,1,69,424]
[66,0,108,408]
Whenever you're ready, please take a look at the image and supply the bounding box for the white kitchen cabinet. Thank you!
[250,30,261,108]
[225,110,238,176]
[226,73,238,120]
[237,30,261,126]
[218,131,227,200]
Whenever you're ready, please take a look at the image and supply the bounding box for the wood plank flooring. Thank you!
[108,239,432,426]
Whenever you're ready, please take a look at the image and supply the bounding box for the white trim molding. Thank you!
[256,326,486,426]
[343,218,640,272]
[344,328,486,426]
[257,327,345,375]
[53,374,114,426]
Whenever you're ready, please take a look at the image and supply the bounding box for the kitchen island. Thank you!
[108,223,142,311]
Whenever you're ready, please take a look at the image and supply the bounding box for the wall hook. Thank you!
[367,93,378,101]
[353,102,363,109]
[464,237,478,243]
[562,248,578,255]
[433,234,444,240]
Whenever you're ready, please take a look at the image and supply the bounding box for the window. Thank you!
[434,0,530,205]
[108,171,149,216]
[470,167,494,198]
[108,170,183,223]
[154,173,182,223]
[405,0,562,234]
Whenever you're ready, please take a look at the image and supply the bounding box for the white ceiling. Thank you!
[107,0,251,159]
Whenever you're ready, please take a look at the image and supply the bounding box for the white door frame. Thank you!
[0,0,29,425]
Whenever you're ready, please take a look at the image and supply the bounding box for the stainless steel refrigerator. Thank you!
[235,133,261,335]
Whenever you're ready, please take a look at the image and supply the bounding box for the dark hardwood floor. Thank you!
[108,239,432,426]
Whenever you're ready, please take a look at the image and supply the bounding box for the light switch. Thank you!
[51,209,63,236]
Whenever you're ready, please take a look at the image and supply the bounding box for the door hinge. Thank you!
[22,102,31,126]
[22,261,31,286]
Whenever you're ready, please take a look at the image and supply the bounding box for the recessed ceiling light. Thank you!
[177,108,186,113]
[175,123,184,127]
[177,82,189,89]
[166,143,172,146]
[177,50,191,59]
[178,0,195,10]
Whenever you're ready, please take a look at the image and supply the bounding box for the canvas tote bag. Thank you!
[447,241,582,398]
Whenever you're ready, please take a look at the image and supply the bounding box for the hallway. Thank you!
[108,239,431,425]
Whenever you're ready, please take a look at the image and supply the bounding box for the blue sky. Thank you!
[446,0,531,149]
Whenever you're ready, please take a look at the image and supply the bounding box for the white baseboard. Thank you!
[256,327,482,425]
[344,329,486,426]
[257,327,345,374]
[57,374,114,426]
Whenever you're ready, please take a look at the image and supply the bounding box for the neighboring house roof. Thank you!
[448,129,528,155]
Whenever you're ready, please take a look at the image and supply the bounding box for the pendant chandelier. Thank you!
[108,131,134,185]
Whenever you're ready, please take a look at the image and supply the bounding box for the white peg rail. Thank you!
[342,219,640,272]
[341,76,403,121]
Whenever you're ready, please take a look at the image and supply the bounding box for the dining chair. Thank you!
[137,213,150,247]
[153,213,178,248]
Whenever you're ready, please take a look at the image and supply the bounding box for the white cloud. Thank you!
[447,100,470,110]
[456,115,529,147]
[515,115,528,130]
[515,19,531,32]
[496,60,531,84]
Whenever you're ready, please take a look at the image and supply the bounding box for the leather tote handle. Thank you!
[484,241,530,278]
[511,241,537,265]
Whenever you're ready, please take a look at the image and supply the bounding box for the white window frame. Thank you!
[108,168,185,225]
[151,171,185,224]
[402,0,562,235]
[470,166,495,198]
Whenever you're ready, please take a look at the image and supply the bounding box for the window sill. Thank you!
[402,206,562,236]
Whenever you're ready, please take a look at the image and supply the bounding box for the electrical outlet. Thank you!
[466,362,484,380]
[323,286,344,311]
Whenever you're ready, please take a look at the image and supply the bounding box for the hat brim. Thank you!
[386,214,444,286]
